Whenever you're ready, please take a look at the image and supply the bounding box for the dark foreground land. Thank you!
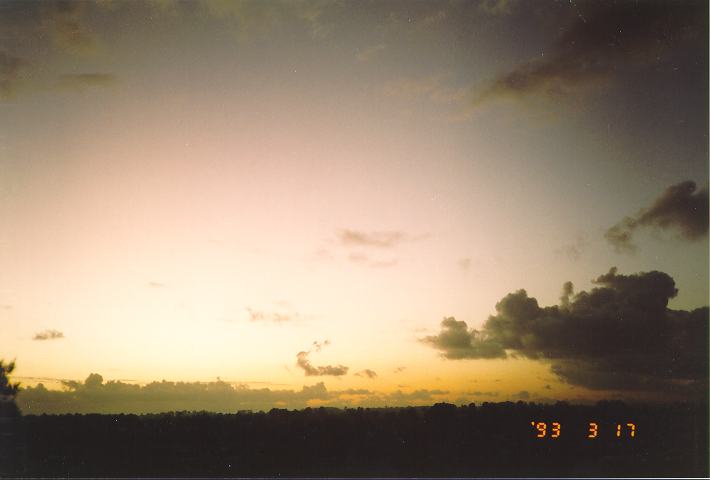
[2,401,708,477]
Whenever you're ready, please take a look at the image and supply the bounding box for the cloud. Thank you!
[246,307,298,323]
[32,329,65,341]
[356,44,385,63]
[469,390,499,397]
[312,339,330,352]
[337,229,411,249]
[605,181,708,253]
[472,1,704,106]
[386,389,449,403]
[421,318,507,359]
[50,1,96,54]
[422,267,708,396]
[513,390,530,400]
[354,369,378,379]
[203,0,336,40]
[478,0,515,16]
[457,258,472,272]
[334,228,424,268]
[295,346,349,377]
[57,73,117,90]
[347,253,398,268]
[16,374,458,414]
[148,281,165,288]
[0,51,29,99]
[393,366,406,374]
[554,235,587,261]
[383,75,469,106]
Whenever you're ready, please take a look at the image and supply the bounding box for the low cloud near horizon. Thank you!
[16,374,454,414]
[423,267,708,396]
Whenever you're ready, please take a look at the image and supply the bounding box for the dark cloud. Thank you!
[32,329,65,341]
[422,267,708,396]
[355,369,378,379]
[296,350,348,377]
[605,181,708,253]
[473,1,704,106]
[421,317,507,359]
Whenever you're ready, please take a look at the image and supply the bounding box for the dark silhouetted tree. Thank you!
[1,359,22,475]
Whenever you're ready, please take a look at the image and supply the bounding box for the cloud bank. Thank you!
[16,374,451,414]
[423,267,708,396]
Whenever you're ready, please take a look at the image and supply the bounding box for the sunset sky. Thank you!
[1,0,708,412]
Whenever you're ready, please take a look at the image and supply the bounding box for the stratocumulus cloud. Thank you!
[423,267,708,395]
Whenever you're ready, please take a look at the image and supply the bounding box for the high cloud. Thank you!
[472,1,704,106]
[32,329,65,341]
[605,181,708,253]
[423,267,708,396]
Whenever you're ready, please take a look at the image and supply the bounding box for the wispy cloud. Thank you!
[246,307,298,323]
[33,329,65,341]
[471,2,703,108]
[0,51,29,99]
[554,235,587,261]
[346,252,398,269]
[605,181,708,253]
[337,229,412,249]
[57,73,117,91]
[457,258,472,272]
[356,43,385,63]
[354,369,378,379]
[383,74,469,106]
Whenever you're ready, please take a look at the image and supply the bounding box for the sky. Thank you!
[1,0,708,413]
